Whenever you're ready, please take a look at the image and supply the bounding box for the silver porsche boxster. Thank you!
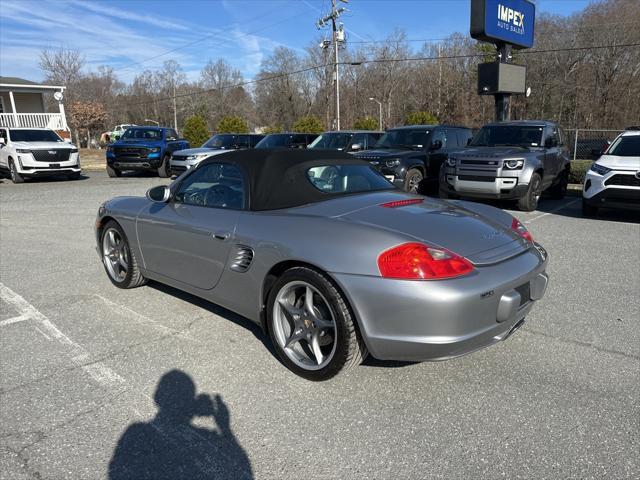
[95,149,548,381]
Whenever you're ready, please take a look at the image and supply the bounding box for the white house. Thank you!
[0,76,69,135]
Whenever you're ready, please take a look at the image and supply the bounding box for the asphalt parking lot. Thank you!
[1,171,638,480]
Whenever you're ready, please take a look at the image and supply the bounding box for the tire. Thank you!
[67,172,81,180]
[106,164,121,178]
[157,155,170,178]
[8,159,24,184]
[582,198,599,217]
[403,168,423,193]
[517,172,542,212]
[266,267,367,381]
[100,220,147,289]
[549,168,569,199]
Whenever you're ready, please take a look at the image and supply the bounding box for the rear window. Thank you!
[306,164,395,194]
[607,135,640,156]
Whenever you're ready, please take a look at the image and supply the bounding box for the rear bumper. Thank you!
[332,245,548,361]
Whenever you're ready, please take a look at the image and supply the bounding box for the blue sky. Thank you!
[0,0,593,83]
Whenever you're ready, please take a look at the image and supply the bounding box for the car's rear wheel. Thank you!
[101,220,147,289]
[107,165,121,178]
[157,155,170,178]
[582,198,599,217]
[404,168,423,193]
[517,172,542,212]
[267,267,367,381]
[549,168,569,199]
[8,159,24,184]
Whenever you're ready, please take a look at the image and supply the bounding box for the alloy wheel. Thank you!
[102,228,129,282]
[272,281,337,370]
[408,173,422,193]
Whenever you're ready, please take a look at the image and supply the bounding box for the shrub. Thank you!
[217,116,249,134]
[262,125,283,134]
[292,115,324,134]
[569,159,592,184]
[181,115,210,147]
[405,111,438,125]
[353,116,379,130]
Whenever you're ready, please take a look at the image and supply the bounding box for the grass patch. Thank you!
[569,159,592,184]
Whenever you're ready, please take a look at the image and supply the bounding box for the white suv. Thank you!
[0,127,81,183]
[582,128,640,215]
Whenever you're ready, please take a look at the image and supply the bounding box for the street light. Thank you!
[369,97,382,131]
[145,119,160,126]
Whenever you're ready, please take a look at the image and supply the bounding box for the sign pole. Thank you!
[495,43,512,122]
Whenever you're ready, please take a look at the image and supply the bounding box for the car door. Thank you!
[425,129,448,181]
[0,128,8,168]
[543,126,561,186]
[136,162,244,290]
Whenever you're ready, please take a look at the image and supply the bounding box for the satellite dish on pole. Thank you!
[54,91,64,102]
[526,87,532,98]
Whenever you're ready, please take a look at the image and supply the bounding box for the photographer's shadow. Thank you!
[109,370,253,480]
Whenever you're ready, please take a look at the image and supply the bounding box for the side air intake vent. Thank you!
[230,246,254,272]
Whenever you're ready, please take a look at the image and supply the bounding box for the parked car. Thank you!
[0,127,81,183]
[254,133,317,149]
[440,120,571,211]
[582,127,640,216]
[106,127,189,178]
[308,130,383,152]
[111,124,137,142]
[95,149,548,381]
[170,133,264,176]
[352,125,473,194]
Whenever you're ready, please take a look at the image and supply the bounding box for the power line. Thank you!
[118,42,640,108]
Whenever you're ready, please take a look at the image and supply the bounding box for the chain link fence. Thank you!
[565,128,623,161]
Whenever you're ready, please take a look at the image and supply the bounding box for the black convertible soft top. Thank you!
[196,148,384,211]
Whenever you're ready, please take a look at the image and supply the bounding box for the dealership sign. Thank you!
[471,0,535,49]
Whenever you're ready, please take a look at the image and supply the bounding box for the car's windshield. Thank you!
[306,164,396,194]
[375,129,429,150]
[607,135,640,156]
[255,135,292,148]
[121,128,163,140]
[308,132,354,150]
[470,125,544,148]
[203,135,241,149]
[9,129,63,142]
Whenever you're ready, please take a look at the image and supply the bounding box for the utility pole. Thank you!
[172,80,178,131]
[495,43,512,122]
[317,0,347,130]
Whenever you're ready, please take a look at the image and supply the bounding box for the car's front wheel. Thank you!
[157,155,170,178]
[404,168,423,193]
[101,220,147,289]
[267,267,367,381]
[517,172,542,211]
[549,168,569,199]
[107,165,121,178]
[9,159,24,184]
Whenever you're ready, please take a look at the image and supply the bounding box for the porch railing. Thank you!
[0,113,66,130]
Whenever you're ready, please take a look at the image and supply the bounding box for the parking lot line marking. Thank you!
[525,199,579,224]
[94,294,201,342]
[0,282,125,388]
[0,313,32,327]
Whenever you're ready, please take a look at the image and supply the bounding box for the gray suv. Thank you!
[439,120,571,211]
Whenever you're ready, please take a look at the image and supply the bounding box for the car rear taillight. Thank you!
[379,198,424,208]
[377,242,474,280]
[511,218,533,242]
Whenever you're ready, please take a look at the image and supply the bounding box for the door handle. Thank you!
[213,231,230,241]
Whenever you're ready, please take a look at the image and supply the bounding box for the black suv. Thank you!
[352,125,473,193]
[255,133,317,149]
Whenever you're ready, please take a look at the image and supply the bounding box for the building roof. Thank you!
[0,76,65,90]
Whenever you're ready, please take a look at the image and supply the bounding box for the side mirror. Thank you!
[544,137,556,148]
[146,185,171,203]
[350,143,363,152]
[591,148,603,158]
[430,139,443,151]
